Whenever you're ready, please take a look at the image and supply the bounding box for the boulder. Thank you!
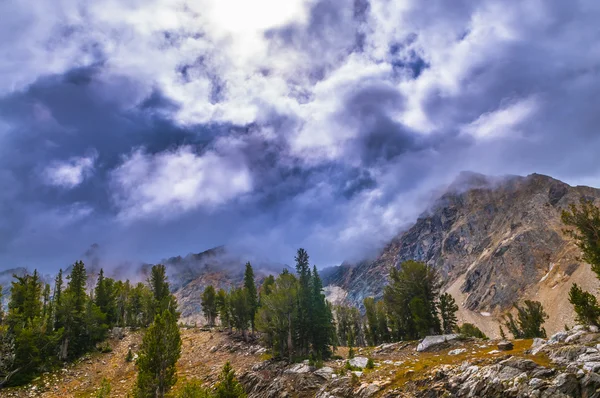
[448,348,467,356]
[497,341,514,351]
[314,367,334,379]
[416,334,459,352]
[349,357,369,369]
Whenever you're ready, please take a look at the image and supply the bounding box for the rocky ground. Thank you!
[5,325,600,397]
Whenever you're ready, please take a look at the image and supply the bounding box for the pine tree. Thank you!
[229,288,250,339]
[504,300,548,338]
[295,248,312,355]
[243,263,258,333]
[569,283,600,326]
[439,293,459,334]
[216,289,231,330]
[363,297,379,346]
[58,261,89,359]
[310,266,332,359]
[201,286,218,326]
[94,269,117,326]
[53,269,63,330]
[135,310,182,398]
[255,272,298,360]
[562,199,600,279]
[375,301,390,343]
[214,361,246,398]
[149,264,177,319]
[384,261,441,340]
[0,286,3,324]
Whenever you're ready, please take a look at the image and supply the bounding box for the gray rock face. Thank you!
[416,334,459,352]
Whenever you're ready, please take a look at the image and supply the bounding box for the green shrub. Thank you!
[125,348,134,362]
[365,358,375,370]
[176,380,212,398]
[96,378,111,398]
[98,342,112,353]
[458,323,487,339]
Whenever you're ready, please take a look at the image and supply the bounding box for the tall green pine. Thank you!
[243,262,258,332]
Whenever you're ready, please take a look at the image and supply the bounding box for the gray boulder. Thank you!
[349,357,369,369]
[416,334,459,352]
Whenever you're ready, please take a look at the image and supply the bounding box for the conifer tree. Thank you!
[569,283,600,326]
[310,266,332,359]
[375,301,390,343]
[439,293,459,334]
[295,248,312,355]
[0,286,3,324]
[562,199,600,279]
[135,310,182,398]
[363,297,379,346]
[149,264,177,318]
[243,262,258,332]
[94,269,117,325]
[255,272,298,360]
[229,288,250,339]
[58,261,89,359]
[201,285,218,326]
[53,269,63,330]
[504,300,548,338]
[384,261,441,340]
[216,288,231,330]
[214,361,247,398]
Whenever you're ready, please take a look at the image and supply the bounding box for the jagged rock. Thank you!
[285,363,313,374]
[348,357,369,369]
[416,334,459,352]
[550,331,569,343]
[497,341,514,351]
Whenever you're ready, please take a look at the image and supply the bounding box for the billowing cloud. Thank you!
[1,0,600,271]
[43,152,97,188]
[111,146,252,221]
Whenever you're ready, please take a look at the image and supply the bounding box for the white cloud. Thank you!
[43,153,97,189]
[462,97,538,139]
[111,145,252,221]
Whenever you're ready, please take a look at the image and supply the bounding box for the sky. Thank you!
[1,0,600,272]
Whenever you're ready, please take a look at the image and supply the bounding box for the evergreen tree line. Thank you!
[0,261,161,387]
[201,249,336,362]
[334,260,464,347]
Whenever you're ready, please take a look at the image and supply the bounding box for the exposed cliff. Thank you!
[323,172,600,337]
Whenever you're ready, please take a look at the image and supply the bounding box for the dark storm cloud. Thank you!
[2,0,600,273]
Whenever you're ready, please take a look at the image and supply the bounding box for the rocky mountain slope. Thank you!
[323,172,600,337]
[7,324,600,397]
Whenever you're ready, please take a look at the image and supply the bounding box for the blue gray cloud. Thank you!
[1,0,600,272]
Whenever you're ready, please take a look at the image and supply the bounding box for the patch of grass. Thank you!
[386,339,548,390]
[259,352,273,361]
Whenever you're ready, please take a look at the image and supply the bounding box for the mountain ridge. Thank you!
[322,172,600,337]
